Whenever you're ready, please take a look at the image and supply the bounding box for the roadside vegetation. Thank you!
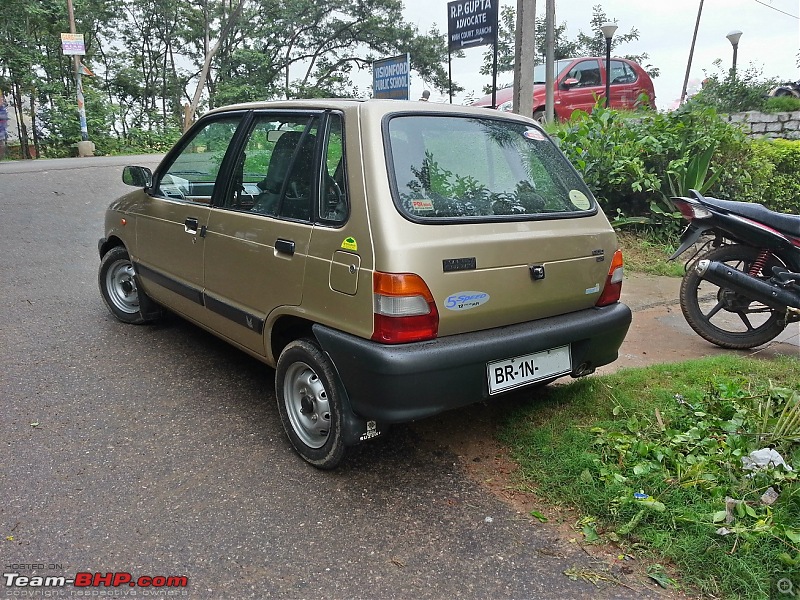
[551,102,800,238]
[543,80,800,273]
[499,355,800,598]
[509,70,800,597]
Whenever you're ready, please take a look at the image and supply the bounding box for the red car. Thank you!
[472,56,656,121]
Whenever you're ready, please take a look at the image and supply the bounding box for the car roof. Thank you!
[204,98,540,124]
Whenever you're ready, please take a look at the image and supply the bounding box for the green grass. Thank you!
[500,355,800,598]
[617,231,685,277]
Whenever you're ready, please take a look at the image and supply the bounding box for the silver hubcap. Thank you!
[106,259,140,314]
[283,362,330,449]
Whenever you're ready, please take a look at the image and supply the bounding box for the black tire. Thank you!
[98,246,160,324]
[533,110,546,124]
[275,339,346,469]
[680,244,787,349]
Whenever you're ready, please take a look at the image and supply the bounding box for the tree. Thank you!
[1,0,457,155]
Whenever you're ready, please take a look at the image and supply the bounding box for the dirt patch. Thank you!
[411,401,685,597]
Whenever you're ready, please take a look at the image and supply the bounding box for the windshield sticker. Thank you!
[523,128,546,141]
[569,190,592,210]
[411,199,434,211]
[444,291,490,311]
[341,237,358,251]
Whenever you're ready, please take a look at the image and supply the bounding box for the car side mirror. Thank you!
[122,165,153,188]
[562,78,579,88]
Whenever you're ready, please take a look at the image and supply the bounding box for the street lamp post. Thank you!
[600,23,617,108]
[726,30,743,78]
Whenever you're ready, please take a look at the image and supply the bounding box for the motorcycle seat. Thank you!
[701,197,800,238]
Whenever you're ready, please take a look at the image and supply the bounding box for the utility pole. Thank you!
[544,0,555,122]
[512,0,536,117]
[66,0,93,155]
[680,0,704,104]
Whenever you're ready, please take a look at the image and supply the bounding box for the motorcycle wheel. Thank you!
[680,244,788,349]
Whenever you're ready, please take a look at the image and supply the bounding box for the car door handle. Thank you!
[275,238,295,256]
[184,217,199,234]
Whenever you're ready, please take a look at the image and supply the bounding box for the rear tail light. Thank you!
[673,198,711,221]
[372,272,439,344]
[596,250,624,307]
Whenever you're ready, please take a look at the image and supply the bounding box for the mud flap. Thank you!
[669,224,708,261]
[322,349,385,447]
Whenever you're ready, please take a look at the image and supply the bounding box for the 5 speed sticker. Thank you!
[444,291,490,311]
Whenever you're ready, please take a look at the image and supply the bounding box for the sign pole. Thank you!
[448,50,453,104]
[447,0,499,106]
[491,27,498,108]
[66,0,88,142]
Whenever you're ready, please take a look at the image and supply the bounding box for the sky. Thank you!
[398,0,800,108]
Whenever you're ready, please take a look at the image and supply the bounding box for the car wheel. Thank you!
[276,338,346,469]
[533,110,546,124]
[98,246,160,324]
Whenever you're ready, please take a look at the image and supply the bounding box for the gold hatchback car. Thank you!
[99,99,631,468]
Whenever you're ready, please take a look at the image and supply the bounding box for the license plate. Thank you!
[487,345,571,395]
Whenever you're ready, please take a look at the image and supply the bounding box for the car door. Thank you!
[557,59,603,118]
[201,112,321,355]
[134,115,243,322]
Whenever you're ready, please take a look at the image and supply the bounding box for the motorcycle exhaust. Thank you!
[695,260,800,310]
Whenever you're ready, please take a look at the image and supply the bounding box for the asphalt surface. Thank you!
[0,155,659,599]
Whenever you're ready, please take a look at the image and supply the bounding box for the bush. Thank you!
[553,102,799,241]
[553,102,752,238]
[691,61,775,113]
[764,95,800,114]
[746,139,800,214]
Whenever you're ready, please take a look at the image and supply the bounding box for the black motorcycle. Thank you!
[669,190,800,349]
[769,80,800,99]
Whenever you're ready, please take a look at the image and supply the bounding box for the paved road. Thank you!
[0,156,654,599]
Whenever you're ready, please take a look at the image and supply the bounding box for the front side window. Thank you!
[156,117,241,203]
[565,59,601,88]
[387,115,596,222]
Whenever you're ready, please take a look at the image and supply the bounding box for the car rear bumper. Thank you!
[313,302,632,424]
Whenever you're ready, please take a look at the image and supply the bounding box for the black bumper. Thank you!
[313,302,632,424]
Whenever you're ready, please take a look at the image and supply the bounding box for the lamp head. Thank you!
[600,23,618,40]
[726,30,743,46]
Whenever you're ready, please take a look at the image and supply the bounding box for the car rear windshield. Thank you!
[386,115,596,222]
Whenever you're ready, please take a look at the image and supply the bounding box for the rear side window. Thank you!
[609,60,638,85]
[387,115,596,222]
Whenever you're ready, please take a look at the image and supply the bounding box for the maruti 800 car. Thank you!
[98,99,631,468]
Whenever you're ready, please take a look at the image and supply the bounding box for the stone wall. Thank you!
[726,111,800,140]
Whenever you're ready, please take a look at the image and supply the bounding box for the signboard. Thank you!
[447,0,498,52]
[61,33,85,56]
[372,54,410,100]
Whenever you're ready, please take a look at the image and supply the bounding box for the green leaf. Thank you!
[785,529,800,544]
[636,498,666,512]
[582,525,599,542]
[712,510,728,523]
[529,510,549,523]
